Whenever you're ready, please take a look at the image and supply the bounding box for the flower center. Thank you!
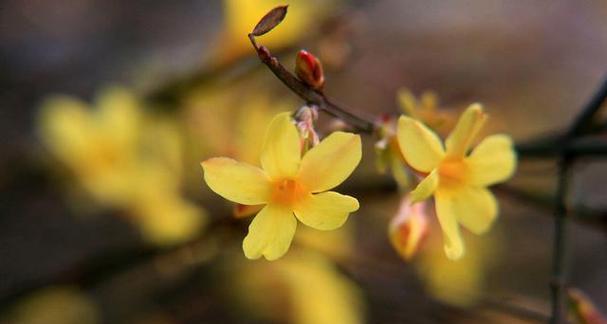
[271,179,307,206]
[438,159,467,188]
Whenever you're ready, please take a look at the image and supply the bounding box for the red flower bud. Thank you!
[296,50,325,90]
[388,197,429,261]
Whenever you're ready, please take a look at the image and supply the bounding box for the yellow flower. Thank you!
[415,230,498,307]
[3,286,99,324]
[397,88,454,135]
[397,104,516,259]
[39,87,205,245]
[231,251,364,324]
[201,112,361,260]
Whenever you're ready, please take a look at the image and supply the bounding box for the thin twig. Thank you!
[549,75,607,324]
[550,156,571,324]
[517,137,607,158]
[567,76,607,137]
[248,33,376,134]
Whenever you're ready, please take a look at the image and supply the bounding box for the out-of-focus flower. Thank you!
[415,230,497,307]
[397,88,454,136]
[2,286,99,324]
[184,86,282,166]
[213,0,335,65]
[39,87,205,245]
[202,113,361,260]
[397,104,517,259]
[568,288,607,324]
[232,251,364,324]
[374,114,410,190]
[388,196,429,261]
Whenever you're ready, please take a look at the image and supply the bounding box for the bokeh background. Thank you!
[1,0,606,323]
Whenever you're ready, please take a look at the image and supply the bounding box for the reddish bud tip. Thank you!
[388,197,430,261]
[295,50,325,90]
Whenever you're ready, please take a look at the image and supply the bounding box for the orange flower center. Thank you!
[271,179,307,206]
[438,159,467,188]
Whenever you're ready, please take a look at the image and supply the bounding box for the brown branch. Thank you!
[549,75,607,324]
[248,33,376,134]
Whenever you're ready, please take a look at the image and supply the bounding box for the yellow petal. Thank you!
[135,195,204,245]
[293,191,359,231]
[435,190,465,260]
[450,186,498,234]
[38,96,93,164]
[410,169,439,203]
[96,87,140,147]
[260,112,301,179]
[466,134,517,186]
[445,103,487,158]
[201,157,271,205]
[397,116,445,172]
[298,132,361,193]
[397,88,419,117]
[242,204,297,260]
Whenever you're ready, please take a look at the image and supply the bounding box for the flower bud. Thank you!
[388,196,429,261]
[296,105,320,152]
[296,50,325,90]
[567,288,607,324]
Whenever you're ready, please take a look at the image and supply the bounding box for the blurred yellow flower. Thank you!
[2,286,98,324]
[397,104,516,259]
[214,0,335,65]
[185,86,282,166]
[202,112,361,260]
[232,251,364,324]
[39,87,204,245]
[415,230,498,307]
[567,288,607,324]
[397,88,454,136]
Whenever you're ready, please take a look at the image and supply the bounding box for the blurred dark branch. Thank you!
[516,136,607,158]
[0,215,241,310]
[567,77,607,137]
[549,75,607,324]
[494,185,607,233]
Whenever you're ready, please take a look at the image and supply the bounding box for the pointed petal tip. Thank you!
[445,245,465,260]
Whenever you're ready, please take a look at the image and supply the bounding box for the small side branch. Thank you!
[248,34,376,134]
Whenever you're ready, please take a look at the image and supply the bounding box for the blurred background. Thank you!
[1,0,606,323]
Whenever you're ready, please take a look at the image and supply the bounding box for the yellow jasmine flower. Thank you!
[397,88,454,136]
[415,230,498,307]
[231,251,364,324]
[201,112,361,260]
[3,286,99,324]
[39,87,205,245]
[397,104,516,259]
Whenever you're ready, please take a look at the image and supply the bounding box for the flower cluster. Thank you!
[202,98,516,261]
[396,103,516,259]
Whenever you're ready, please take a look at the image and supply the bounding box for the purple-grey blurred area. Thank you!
[1,0,606,323]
